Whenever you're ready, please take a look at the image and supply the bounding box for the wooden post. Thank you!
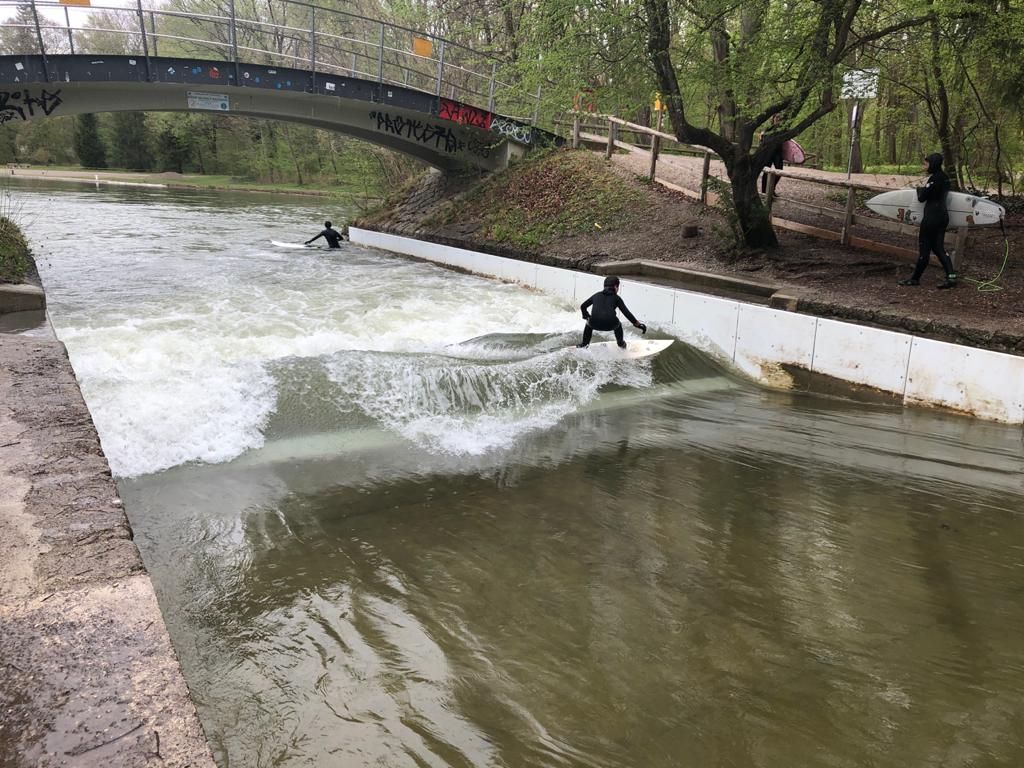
[572,115,580,149]
[840,184,857,245]
[605,121,616,160]
[648,134,660,181]
[952,226,969,271]
[699,152,712,203]
[765,173,777,212]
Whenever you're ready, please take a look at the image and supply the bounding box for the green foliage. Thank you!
[0,215,29,284]
[74,114,107,169]
[704,177,743,248]
[445,150,644,249]
[105,112,154,171]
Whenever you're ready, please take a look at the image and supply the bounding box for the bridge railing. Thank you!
[0,0,543,125]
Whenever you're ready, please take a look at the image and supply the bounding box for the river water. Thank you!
[15,179,1024,767]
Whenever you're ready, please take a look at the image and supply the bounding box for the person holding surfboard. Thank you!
[304,221,347,248]
[899,153,957,289]
[578,275,647,349]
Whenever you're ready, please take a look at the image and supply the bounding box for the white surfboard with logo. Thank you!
[866,189,1005,227]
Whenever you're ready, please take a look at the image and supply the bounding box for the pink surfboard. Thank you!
[782,139,806,164]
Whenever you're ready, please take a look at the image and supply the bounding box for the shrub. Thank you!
[0,215,30,283]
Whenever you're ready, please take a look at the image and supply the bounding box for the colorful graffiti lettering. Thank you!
[370,111,463,154]
[0,88,63,124]
[491,115,533,145]
[439,99,492,131]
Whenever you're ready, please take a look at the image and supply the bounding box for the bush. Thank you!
[0,215,30,283]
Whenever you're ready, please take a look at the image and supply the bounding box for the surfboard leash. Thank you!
[961,217,1009,292]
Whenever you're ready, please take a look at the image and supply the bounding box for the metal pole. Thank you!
[149,11,158,57]
[845,100,860,180]
[29,0,50,82]
[228,0,240,85]
[487,63,496,112]
[136,0,152,81]
[531,85,541,126]
[377,23,385,85]
[64,6,75,56]
[309,6,316,92]
[435,40,445,97]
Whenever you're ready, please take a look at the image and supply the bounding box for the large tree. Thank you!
[74,114,107,169]
[642,0,933,248]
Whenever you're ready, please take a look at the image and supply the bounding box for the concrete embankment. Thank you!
[351,226,1024,425]
[1,288,214,764]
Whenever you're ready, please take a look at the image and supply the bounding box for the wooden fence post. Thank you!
[699,152,712,203]
[952,226,969,271]
[605,120,616,160]
[840,184,857,245]
[648,134,660,181]
[572,115,580,149]
[765,173,777,212]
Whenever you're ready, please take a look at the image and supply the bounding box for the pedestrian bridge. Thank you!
[0,1,558,172]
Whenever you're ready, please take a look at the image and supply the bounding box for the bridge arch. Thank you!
[0,54,555,171]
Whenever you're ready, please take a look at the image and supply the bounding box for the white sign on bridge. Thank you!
[841,69,879,99]
[187,91,230,111]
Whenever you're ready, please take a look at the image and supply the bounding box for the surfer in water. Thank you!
[578,275,647,348]
[305,221,347,248]
[899,153,957,289]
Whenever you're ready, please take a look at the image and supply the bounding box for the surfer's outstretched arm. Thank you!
[305,233,323,245]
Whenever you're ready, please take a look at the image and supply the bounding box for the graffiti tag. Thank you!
[491,115,533,145]
[439,98,492,131]
[370,111,463,154]
[0,88,63,124]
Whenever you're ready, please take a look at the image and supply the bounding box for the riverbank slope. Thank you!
[356,150,1024,355]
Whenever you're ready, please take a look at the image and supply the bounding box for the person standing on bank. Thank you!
[578,276,647,348]
[305,221,346,248]
[899,153,957,289]
[759,114,785,195]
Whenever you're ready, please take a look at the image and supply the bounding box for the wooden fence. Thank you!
[566,113,970,267]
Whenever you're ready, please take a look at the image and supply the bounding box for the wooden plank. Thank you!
[771,217,841,241]
[766,167,891,193]
[777,197,919,237]
[847,234,917,260]
[654,177,701,202]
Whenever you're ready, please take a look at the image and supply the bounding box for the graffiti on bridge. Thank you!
[0,88,63,124]
[369,110,491,159]
[438,99,492,131]
[491,115,533,145]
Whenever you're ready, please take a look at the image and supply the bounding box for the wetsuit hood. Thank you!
[924,153,944,174]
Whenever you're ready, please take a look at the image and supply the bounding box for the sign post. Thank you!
[840,68,878,180]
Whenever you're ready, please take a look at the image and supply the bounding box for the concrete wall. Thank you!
[350,227,1024,425]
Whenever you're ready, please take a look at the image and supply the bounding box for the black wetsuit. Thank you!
[760,142,784,194]
[308,227,345,248]
[580,288,638,347]
[912,155,955,282]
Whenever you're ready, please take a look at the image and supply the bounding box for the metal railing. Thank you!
[0,0,544,125]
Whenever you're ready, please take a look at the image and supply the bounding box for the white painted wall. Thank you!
[350,228,1024,424]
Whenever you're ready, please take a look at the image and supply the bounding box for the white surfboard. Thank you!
[865,189,1005,227]
[574,339,673,360]
[270,239,315,249]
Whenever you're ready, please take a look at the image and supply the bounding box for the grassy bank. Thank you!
[432,150,645,249]
[0,216,29,283]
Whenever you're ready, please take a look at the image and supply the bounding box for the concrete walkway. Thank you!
[0,331,215,767]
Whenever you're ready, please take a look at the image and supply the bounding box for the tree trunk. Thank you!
[729,156,779,248]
